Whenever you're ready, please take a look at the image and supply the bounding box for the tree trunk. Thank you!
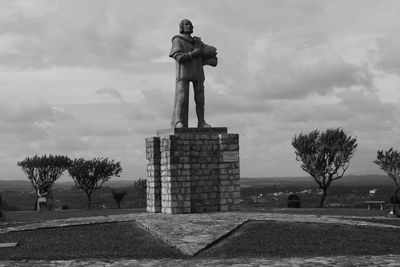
[117,200,121,209]
[46,189,53,211]
[140,195,145,208]
[394,186,400,203]
[0,195,3,219]
[319,188,328,208]
[34,196,39,211]
[86,193,92,209]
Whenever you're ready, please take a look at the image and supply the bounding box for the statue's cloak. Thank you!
[170,35,217,80]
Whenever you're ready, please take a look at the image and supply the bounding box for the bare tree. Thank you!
[17,155,71,210]
[374,148,400,204]
[292,128,357,207]
[68,158,122,209]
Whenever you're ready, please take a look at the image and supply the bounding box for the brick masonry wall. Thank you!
[145,137,161,213]
[145,128,241,214]
[218,134,241,211]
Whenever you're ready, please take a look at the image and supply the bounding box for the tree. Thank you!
[17,155,71,211]
[0,194,4,219]
[292,128,357,207]
[68,158,122,209]
[133,178,146,208]
[112,190,127,209]
[374,148,400,204]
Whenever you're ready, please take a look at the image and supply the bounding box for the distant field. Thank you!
[0,174,392,191]
[0,175,395,211]
[0,183,145,211]
[241,175,392,186]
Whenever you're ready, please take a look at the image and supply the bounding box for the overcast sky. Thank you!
[1,0,400,181]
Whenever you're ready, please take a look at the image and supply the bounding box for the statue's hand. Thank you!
[191,48,202,57]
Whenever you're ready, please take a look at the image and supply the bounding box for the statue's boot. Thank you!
[175,121,184,128]
[196,105,211,128]
[198,120,211,128]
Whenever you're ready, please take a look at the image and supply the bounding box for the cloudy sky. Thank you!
[1,0,400,181]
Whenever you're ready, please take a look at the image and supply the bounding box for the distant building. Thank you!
[369,189,378,195]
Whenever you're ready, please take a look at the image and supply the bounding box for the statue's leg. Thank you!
[194,79,210,128]
[171,79,189,128]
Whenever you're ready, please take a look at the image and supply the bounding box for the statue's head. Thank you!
[179,19,193,34]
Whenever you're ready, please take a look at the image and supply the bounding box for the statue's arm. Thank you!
[193,36,206,48]
[170,37,201,63]
[173,51,195,63]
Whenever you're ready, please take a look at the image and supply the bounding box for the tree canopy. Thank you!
[17,154,71,210]
[292,128,357,207]
[374,148,400,203]
[68,157,122,209]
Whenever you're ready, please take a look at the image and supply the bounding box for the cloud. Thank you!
[206,89,275,116]
[227,32,377,101]
[1,1,400,179]
[275,102,351,125]
[96,87,124,102]
[0,101,73,141]
[0,0,174,71]
[338,90,398,133]
[139,87,173,120]
[0,99,154,179]
[375,37,400,73]
[271,89,398,132]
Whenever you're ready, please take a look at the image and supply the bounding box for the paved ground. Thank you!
[1,212,399,256]
[1,255,400,267]
[1,211,400,266]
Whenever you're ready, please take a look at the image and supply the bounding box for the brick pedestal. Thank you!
[145,127,241,214]
[146,137,161,213]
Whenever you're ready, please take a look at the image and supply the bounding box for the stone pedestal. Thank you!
[145,127,241,214]
[145,137,161,213]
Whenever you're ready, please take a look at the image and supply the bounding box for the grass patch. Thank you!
[0,222,186,260]
[197,220,400,258]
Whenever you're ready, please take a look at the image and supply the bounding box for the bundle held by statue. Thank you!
[202,45,218,67]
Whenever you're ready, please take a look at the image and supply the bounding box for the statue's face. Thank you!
[182,20,193,34]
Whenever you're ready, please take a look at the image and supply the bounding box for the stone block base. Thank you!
[145,127,241,214]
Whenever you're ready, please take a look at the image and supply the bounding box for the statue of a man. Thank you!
[169,19,217,128]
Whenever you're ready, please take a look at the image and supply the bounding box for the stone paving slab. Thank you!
[1,255,400,267]
[134,213,247,255]
[0,215,136,234]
